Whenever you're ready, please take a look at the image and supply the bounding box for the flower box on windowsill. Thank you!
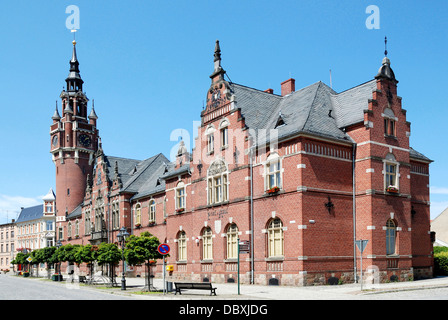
[386,186,399,194]
[266,186,280,194]
[148,221,156,227]
[135,223,141,229]
[176,208,185,214]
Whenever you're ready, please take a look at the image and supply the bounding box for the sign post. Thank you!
[355,239,368,291]
[157,243,170,295]
[237,239,250,295]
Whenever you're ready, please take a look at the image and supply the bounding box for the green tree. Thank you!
[30,248,45,277]
[40,246,57,278]
[74,244,98,280]
[11,252,30,274]
[96,242,121,286]
[123,232,164,291]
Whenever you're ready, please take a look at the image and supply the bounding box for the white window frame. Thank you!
[149,199,156,223]
[226,224,238,259]
[383,153,399,192]
[202,227,213,260]
[176,182,186,210]
[265,153,282,191]
[178,231,187,261]
[267,218,284,258]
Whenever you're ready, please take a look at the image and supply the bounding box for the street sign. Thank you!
[239,240,250,254]
[26,257,33,263]
[157,243,170,255]
[355,240,368,253]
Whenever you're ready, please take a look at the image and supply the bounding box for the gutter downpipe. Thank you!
[352,143,357,283]
[249,143,254,284]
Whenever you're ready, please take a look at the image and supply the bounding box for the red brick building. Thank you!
[51,39,433,285]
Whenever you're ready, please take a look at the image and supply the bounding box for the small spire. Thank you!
[52,101,61,120]
[89,99,98,120]
[210,39,226,80]
[214,40,221,62]
[384,36,388,57]
[375,36,397,83]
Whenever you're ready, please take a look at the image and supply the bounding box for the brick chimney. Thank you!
[281,78,295,96]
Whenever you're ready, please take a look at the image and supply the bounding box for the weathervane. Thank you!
[384,36,388,57]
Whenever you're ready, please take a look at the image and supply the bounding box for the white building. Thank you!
[15,189,56,272]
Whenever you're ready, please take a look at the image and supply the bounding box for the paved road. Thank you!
[0,274,134,300]
[2,273,448,301]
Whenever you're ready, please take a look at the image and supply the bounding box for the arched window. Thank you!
[386,219,397,255]
[67,221,72,238]
[268,218,284,257]
[205,125,215,154]
[149,200,156,223]
[177,231,187,261]
[75,220,79,237]
[226,223,239,259]
[202,227,213,260]
[219,118,229,148]
[135,203,142,226]
[112,201,119,230]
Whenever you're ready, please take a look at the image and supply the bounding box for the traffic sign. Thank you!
[158,243,170,255]
[239,240,250,254]
[26,257,33,263]
[355,240,368,253]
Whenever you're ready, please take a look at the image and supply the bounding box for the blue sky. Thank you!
[0,0,447,223]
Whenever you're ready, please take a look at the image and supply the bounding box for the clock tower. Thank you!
[50,40,99,221]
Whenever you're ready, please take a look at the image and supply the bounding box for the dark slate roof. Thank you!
[231,77,430,161]
[16,205,43,223]
[67,203,82,220]
[409,147,433,163]
[101,153,170,200]
[231,81,355,145]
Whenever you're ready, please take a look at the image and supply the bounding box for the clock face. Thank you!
[78,134,91,147]
[52,135,58,146]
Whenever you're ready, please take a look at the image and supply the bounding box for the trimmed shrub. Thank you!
[434,251,448,276]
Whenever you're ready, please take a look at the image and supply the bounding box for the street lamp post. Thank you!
[55,240,62,281]
[117,226,130,291]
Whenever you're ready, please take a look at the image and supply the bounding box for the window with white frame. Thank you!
[386,219,397,255]
[266,153,282,191]
[207,159,228,205]
[149,200,156,223]
[384,153,399,192]
[67,221,72,238]
[205,125,215,154]
[267,218,284,257]
[219,119,229,148]
[135,203,142,226]
[176,182,185,210]
[177,231,187,261]
[202,227,213,260]
[226,223,238,259]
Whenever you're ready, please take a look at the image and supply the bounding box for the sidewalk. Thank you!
[105,275,448,300]
[7,272,447,300]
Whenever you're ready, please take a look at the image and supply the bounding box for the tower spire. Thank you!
[375,36,397,83]
[66,38,84,92]
[384,36,388,57]
[210,40,226,80]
